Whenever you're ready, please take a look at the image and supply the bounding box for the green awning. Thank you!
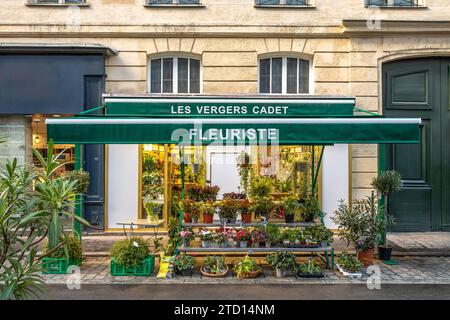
[46,117,421,145]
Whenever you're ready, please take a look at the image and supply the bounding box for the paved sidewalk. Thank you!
[43,256,450,285]
[388,232,450,254]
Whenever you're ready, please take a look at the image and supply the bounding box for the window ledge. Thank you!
[144,4,205,8]
[26,3,90,8]
[255,5,315,9]
[364,5,427,9]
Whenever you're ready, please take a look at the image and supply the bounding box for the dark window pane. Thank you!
[271,58,282,94]
[148,0,173,4]
[189,59,200,93]
[256,0,280,4]
[392,71,428,103]
[179,0,199,3]
[365,0,387,5]
[178,58,189,93]
[298,59,309,94]
[259,58,271,94]
[163,58,173,93]
[150,59,161,94]
[286,0,307,4]
[287,58,298,94]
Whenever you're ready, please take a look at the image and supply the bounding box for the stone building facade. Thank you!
[1,0,449,231]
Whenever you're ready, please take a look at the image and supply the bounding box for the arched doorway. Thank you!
[382,57,450,231]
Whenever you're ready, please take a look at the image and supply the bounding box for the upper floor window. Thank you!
[259,57,310,94]
[364,0,422,7]
[147,0,202,6]
[28,0,86,4]
[149,57,201,94]
[255,0,310,6]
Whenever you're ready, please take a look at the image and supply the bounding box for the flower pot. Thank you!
[183,213,192,223]
[285,214,294,223]
[357,248,374,267]
[320,241,328,248]
[203,213,213,224]
[220,242,228,248]
[220,217,228,224]
[241,213,252,224]
[378,246,393,261]
[181,268,193,277]
[239,241,248,248]
[252,242,260,248]
[201,240,209,248]
[275,268,285,278]
[192,216,199,224]
[228,218,237,224]
[283,240,290,247]
[182,240,190,248]
[265,241,271,248]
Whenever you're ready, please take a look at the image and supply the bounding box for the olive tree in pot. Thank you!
[332,192,389,267]
[371,170,402,261]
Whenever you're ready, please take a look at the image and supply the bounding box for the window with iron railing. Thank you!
[28,0,86,4]
[364,0,422,7]
[147,0,202,6]
[255,0,310,6]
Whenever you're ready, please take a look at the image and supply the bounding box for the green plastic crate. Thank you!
[110,256,155,276]
[42,257,82,274]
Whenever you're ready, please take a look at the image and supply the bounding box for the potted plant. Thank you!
[203,185,220,202]
[250,229,267,248]
[174,254,195,276]
[265,223,280,248]
[201,256,229,277]
[180,228,195,248]
[110,237,154,276]
[42,235,83,274]
[236,229,252,248]
[223,192,246,200]
[200,201,216,224]
[180,199,194,223]
[371,170,402,261]
[239,199,252,223]
[236,153,253,195]
[283,196,300,223]
[306,225,334,247]
[144,200,160,224]
[198,229,213,248]
[297,257,324,278]
[214,232,228,248]
[332,192,389,266]
[217,198,240,223]
[234,255,262,279]
[251,198,274,221]
[302,194,323,222]
[266,251,297,278]
[272,178,292,199]
[336,252,364,278]
[250,176,274,200]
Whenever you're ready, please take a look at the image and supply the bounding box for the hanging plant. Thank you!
[236,153,253,196]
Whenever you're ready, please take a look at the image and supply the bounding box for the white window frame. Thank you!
[257,55,314,95]
[148,54,203,94]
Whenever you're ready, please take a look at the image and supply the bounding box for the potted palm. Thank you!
[371,170,402,261]
[332,192,389,266]
[266,251,297,278]
[110,237,154,276]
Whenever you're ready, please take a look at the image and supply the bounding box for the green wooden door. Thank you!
[383,58,449,231]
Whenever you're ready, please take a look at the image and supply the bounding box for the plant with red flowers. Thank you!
[236,229,252,242]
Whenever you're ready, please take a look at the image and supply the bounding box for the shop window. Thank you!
[255,0,310,6]
[259,57,310,94]
[364,0,423,7]
[149,57,201,94]
[32,114,75,174]
[147,0,202,6]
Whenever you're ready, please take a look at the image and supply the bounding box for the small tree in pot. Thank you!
[332,192,389,267]
[371,170,401,261]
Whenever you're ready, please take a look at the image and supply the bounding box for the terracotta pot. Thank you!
[203,213,213,224]
[183,213,192,223]
[241,213,252,224]
[357,248,374,267]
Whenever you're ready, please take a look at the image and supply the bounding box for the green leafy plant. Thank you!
[305,225,334,244]
[251,198,274,218]
[338,252,364,273]
[202,256,227,274]
[110,237,150,268]
[265,223,281,243]
[199,201,216,216]
[275,178,292,193]
[66,169,90,194]
[173,254,194,272]
[144,200,160,223]
[44,235,82,262]
[250,176,274,200]
[302,195,322,222]
[180,199,202,218]
[332,192,391,251]
[297,258,322,275]
[236,152,253,195]
[234,255,262,274]
[223,192,246,200]
[283,196,301,217]
[266,251,297,271]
